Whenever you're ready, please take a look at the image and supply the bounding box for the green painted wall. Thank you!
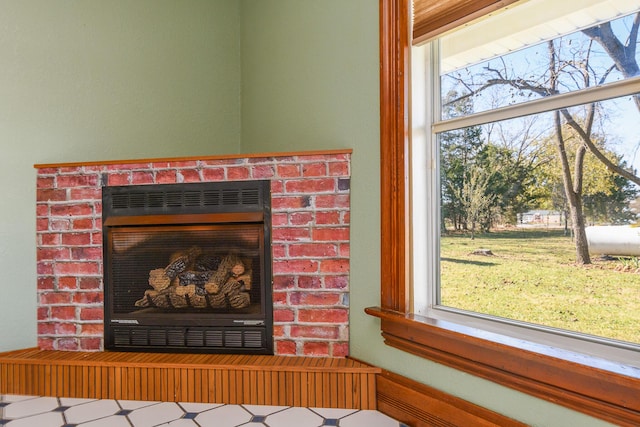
[0,0,241,350]
[239,1,613,426]
[0,1,614,425]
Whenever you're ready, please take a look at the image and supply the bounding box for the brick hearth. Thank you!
[35,150,351,357]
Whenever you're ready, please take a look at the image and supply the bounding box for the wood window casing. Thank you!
[366,0,640,425]
[412,0,518,44]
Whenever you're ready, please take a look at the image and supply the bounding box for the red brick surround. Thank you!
[35,151,351,357]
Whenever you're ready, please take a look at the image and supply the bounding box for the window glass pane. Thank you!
[440,11,640,120]
[438,95,640,344]
[439,0,640,73]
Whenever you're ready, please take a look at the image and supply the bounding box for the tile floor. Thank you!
[0,394,407,427]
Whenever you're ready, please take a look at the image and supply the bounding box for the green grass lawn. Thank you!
[440,229,640,343]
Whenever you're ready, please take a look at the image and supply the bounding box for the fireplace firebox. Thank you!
[102,180,273,354]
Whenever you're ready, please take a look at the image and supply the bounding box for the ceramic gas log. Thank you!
[135,249,252,310]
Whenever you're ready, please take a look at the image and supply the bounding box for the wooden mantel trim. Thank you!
[34,148,353,169]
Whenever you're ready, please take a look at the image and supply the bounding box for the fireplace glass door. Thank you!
[102,181,273,354]
[108,225,265,317]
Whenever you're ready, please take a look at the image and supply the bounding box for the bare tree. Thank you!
[453,165,496,240]
[443,13,640,264]
[583,13,640,108]
[548,40,592,263]
[580,14,640,184]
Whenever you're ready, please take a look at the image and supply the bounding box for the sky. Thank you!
[439,11,640,175]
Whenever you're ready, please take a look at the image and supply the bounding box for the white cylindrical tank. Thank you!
[585,225,640,256]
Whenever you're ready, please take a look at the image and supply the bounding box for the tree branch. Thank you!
[582,13,640,111]
[560,108,640,186]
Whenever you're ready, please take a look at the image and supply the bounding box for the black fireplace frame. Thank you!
[102,180,273,354]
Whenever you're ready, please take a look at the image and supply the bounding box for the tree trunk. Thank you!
[568,198,591,264]
[552,106,591,265]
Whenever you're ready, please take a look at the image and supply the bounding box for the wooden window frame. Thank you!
[365,0,640,425]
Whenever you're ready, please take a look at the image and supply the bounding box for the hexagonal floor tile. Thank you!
[340,410,401,427]
[265,407,324,427]
[3,397,59,419]
[64,399,121,424]
[195,404,252,427]
[127,402,186,427]
[3,411,63,427]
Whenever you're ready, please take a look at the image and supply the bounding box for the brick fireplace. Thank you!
[35,150,351,357]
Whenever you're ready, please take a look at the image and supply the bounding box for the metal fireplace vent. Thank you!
[105,180,266,216]
[113,327,265,349]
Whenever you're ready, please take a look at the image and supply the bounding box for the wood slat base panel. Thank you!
[0,349,379,409]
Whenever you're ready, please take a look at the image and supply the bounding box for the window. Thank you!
[367,0,640,425]
[416,0,640,353]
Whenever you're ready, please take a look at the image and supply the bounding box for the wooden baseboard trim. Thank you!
[0,348,379,409]
[376,369,528,427]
